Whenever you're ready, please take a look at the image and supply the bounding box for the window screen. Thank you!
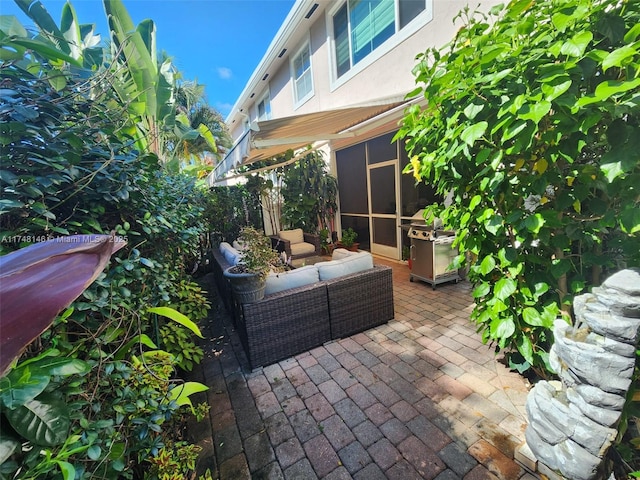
[336,143,368,214]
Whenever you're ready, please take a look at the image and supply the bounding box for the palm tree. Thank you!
[172,80,232,175]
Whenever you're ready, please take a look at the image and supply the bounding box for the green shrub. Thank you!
[0,23,212,480]
[398,0,639,377]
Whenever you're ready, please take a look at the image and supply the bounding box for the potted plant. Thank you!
[223,226,283,303]
[402,245,412,270]
[319,228,334,255]
[338,227,359,252]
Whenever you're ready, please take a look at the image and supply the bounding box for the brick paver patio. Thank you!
[189,257,538,479]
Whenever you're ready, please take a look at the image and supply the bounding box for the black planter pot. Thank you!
[223,266,266,303]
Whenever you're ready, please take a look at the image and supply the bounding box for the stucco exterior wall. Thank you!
[259,0,502,122]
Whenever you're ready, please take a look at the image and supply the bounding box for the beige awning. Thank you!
[208,96,408,185]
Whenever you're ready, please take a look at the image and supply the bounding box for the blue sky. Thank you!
[0,0,296,117]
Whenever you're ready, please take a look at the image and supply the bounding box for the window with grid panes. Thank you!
[332,0,427,78]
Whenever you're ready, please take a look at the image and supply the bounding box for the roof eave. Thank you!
[225,0,318,126]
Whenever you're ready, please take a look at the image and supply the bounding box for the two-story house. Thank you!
[209,0,500,260]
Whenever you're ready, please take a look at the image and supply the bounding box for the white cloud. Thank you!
[217,102,233,117]
[217,67,233,80]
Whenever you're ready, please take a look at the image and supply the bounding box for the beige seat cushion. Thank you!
[279,228,304,244]
[265,265,319,295]
[290,242,316,256]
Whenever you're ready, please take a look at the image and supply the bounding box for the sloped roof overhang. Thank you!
[208,96,409,186]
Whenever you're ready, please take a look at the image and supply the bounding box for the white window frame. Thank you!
[256,90,271,121]
[290,40,314,108]
[327,0,433,91]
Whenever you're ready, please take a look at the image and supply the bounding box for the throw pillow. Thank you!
[232,239,247,251]
[220,242,242,265]
[332,248,357,261]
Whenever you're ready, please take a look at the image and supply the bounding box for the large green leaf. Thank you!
[114,333,157,360]
[0,235,126,376]
[490,315,515,339]
[0,366,49,409]
[148,306,203,338]
[577,78,640,106]
[169,381,209,412]
[518,101,551,124]
[55,461,76,480]
[484,214,503,235]
[4,393,70,446]
[478,255,496,275]
[472,282,490,298]
[516,335,534,365]
[0,16,28,61]
[0,430,20,464]
[60,3,82,60]
[5,37,81,67]
[460,122,488,146]
[494,277,517,301]
[523,213,545,234]
[522,307,545,326]
[104,0,157,113]
[14,0,69,54]
[602,43,639,72]
[619,207,640,234]
[540,76,572,101]
[29,357,90,377]
[560,31,592,57]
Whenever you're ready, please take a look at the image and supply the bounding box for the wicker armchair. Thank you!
[270,230,321,261]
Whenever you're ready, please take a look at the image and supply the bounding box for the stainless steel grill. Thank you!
[407,223,460,289]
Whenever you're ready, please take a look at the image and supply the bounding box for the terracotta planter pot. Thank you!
[336,242,359,252]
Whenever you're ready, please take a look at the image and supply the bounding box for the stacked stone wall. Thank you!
[525,268,640,480]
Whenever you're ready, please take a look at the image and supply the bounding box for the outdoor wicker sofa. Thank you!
[211,247,394,369]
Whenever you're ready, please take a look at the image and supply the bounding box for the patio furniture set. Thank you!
[211,229,394,370]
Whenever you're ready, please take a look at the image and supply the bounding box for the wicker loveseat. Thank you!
[211,247,394,369]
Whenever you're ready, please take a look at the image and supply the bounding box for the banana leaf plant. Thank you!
[103,0,217,167]
[7,0,103,89]
[0,234,125,376]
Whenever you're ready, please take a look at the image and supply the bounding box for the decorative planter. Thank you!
[223,266,266,303]
[321,244,335,256]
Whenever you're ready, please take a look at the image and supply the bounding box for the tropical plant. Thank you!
[1,2,216,477]
[280,150,338,233]
[319,228,333,254]
[0,235,125,375]
[8,0,222,169]
[8,0,104,87]
[207,185,262,243]
[397,0,640,377]
[174,80,232,173]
